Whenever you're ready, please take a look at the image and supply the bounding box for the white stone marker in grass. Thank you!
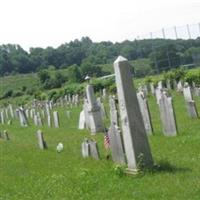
[53,111,60,128]
[159,92,177,136]
[114,55,153,170]
[36,130,47,150]
[137,91,153,135]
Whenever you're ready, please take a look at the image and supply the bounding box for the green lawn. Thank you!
[1,90,200,199]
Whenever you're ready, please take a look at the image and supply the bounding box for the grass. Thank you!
[1,88,200,199]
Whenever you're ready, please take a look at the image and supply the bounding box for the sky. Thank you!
[0,0,199,51]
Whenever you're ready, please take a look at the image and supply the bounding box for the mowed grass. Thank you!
[1,91,200,199]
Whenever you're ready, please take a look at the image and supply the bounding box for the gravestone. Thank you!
[36,130,47,149]
[97,97,106,119]
[109,95,118,126]
[81,139,90,158]
[158,81,163,89]
[186,100,198,118]
[108,124,125,165]
[183,83,193,101]
[83,99,90,129]
[0,111,5,124]
[194,87,200,97]
[3,130,9,140]
[150,83,155,95]
[137,91,153,135]
[177,81,183,92]
[53,111,60,128]
[159,92,177,136]
[155,88,162,104]
[114,56,153,170]
[18,107,28,127]
[25,109,29,119]
[5,108,9,119]
[102,88,107,99]
[88,140,100,160]
[9,104,14,118]
[78,110,85,129]
[86,84,104,134]
[47,115,51,127]
[166,80,171,90]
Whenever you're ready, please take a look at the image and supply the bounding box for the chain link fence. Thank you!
[134,23,200,76]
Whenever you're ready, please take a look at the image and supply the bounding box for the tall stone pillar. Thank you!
[114,56,153,170]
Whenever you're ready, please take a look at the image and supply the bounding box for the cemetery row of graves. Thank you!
[0,57,200,199]
[1,56,200,172]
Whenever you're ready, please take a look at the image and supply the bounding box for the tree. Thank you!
[67,64,82,83]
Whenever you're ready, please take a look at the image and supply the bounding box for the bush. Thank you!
[185,70,200,85]
[2,89,13,99]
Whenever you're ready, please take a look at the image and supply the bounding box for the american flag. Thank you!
[104,129,110,150]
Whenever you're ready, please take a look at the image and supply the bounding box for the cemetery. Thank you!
[1,56,200,199]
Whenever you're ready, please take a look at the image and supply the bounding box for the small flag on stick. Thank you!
[104,129,110,150]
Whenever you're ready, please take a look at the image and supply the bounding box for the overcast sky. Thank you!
[0,0,199,51]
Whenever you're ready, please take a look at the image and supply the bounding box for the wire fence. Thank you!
[134,23,200,76]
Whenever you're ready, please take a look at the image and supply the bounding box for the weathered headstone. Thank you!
[183,83,193,102]
[9,104,14,118]
[155,88,162,104]
[36,130,47,149]
[47,115,51,127]
[18,107,28,127]
[81,139,90,158]
[53,111,60,128]
[114,56,153,170]
[109,95,118,126]
[166,79,171,90]
[108,124,125,165]
[177,80,183,92]
[137,91,153,135]
[0,111,5,124]
[86,84,104,134]
[3,130,9,140]
[186,100,198,118]
[159,92,177,136]
[88,140,100,160]
[78,110,85,129]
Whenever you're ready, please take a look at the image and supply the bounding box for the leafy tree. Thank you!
[67,64,82,83]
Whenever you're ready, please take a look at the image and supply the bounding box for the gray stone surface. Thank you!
[78,110,85,129]
[3,130,9,140]
[18,107,28,127]
[159,92,177,136]
[88,140,100,160]
[137,91,153,135]
[9,104,14,118]
[86,84,104,134]
[183,83,193,101]
[108,124,125,165]
[81,139,90,158]
[166,80,171,90]
[177,81,183,92]
[36,130,47,150]
[109,95,118,126]
[53,111,60,128]
[114,55,153,170]
[186,100,198,118]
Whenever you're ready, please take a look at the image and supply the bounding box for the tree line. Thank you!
[1,36,200,77]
